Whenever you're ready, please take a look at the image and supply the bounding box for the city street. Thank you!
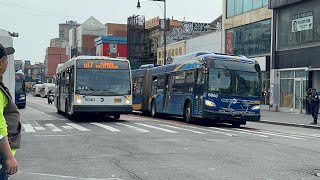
[10,96,320,179]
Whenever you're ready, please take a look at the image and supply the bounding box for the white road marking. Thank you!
[186,126,235,137]
[135,123,178,133]
[91,123,121,132]
[45,124,63,132]
[62,126,74,130]
[22,124,36,132]
[160,124,206,134]
[17,171,120,180]
[209,127,269,138]
[66,123,91,132]
[236,129,304,140]
[34,127,46,131]
[115,123,150,133]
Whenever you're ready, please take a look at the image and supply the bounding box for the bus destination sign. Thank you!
[77,60,129,69]
[83,61,119,69]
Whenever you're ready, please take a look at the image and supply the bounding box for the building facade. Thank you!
[269,0,320,113]
[95,36,127,58]
[44,47,68,80]
[222,0,272,106]
[106,23,127,37]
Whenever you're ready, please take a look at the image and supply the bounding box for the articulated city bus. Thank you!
[55,56,133,120]
[15,70,26,108]
[132,53,261,127]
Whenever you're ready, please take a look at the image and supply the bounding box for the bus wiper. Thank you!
[105,90,128,98]
[83,89,103,97]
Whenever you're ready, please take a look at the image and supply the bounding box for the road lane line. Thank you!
[34,127,46,131]
[45,124,63,132]
[115,123,150,133]
[160,124,206,134]
[61,126,74,130]
[209,127,269,138]
[66,123,91,132]
[258,130,311,139]
[22,124,36,132]
[91,123,121,132]
[236,129,304,140]
[135,123,178,133]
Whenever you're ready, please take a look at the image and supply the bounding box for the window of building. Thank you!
[235,0,243,16]
[227,0,235,18]
[243,0,253,13]
[252,0,263,10]
[261,72,270,105]
[227,0,268,18]
[226,19,271,56]
[280,79,294,108]
[277,0,320,51]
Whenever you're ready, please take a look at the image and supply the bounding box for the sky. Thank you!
[0,0,222,64]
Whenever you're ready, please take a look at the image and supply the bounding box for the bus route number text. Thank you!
[83,62,119,69]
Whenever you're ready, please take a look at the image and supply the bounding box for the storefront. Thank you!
[270,0,320,113]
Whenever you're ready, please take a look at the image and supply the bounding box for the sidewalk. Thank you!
[260,110,320,129]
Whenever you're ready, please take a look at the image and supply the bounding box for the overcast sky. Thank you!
[0,0,222,64]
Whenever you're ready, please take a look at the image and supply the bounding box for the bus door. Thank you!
[194,69,205,113]
[163,74,174,113]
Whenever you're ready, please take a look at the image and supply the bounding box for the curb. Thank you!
[258,120,320,130]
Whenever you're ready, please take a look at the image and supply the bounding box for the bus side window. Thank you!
[196,70,204,85]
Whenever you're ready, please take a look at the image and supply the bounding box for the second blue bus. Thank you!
[132,53,261,127]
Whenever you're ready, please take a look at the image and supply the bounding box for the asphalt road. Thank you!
[10,96,320,180]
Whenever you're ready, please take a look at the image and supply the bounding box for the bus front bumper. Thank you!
[202,109,261,122]
[73,105,133,114]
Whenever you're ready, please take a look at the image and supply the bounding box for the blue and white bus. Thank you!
[132,53,261,127]
[55,56,133,120]
[15,70,26,108]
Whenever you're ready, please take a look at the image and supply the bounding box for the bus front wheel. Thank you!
[151,101,157,118]
[184,102,193,124]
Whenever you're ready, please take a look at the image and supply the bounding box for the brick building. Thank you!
[105,23,127,37]
[44,47,68,80]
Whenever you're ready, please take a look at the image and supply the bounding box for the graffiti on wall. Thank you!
[166,22,211,44]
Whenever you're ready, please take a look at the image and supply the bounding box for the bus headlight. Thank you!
[205,100,216,107]
[251,105,260,110]
[125,99,131,104]
[75,96,82,104]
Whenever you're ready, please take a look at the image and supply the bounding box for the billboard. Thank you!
[291,11,313,32]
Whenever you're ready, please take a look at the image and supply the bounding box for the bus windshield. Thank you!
[76,69,131,96]
[208,67,260,97]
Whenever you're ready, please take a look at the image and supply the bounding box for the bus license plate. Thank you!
[114,99,122,103]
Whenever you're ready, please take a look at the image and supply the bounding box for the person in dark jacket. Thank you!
[309,88,319,125]
[0,43,20,179]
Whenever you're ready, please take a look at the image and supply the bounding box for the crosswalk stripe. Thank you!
[135,123,178,133]
[61,126,74,130]
[23,124,36,132]
[45,124,62,132]
[91,123,121,132]
[66,123,91,132]
[258,130,310,139]
[115,123,150,133]
[160,124,206,134]
[209,127,269,138]
[34,127,46,131]
[236,129,304,140]
[186,126,235,137]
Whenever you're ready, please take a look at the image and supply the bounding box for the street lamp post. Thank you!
[137,0,167,65]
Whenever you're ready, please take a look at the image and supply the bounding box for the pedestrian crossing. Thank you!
[22,121,320,140]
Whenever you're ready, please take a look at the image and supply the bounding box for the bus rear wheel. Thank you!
[184,102,193,124]
[114,114,120,120]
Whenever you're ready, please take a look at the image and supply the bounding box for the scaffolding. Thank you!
[127,15,146,70]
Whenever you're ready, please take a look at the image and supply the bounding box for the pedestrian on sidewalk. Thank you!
[0,43,20,179]
[308,88,319,125]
